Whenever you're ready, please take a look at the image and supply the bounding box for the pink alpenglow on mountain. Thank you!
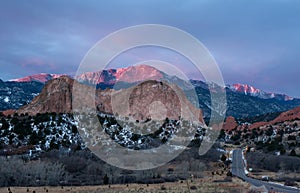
[76,65,165,85]
[10,73,67,83]
[230,83,293,101]
[232,84,260,95]
[115,65,164,83]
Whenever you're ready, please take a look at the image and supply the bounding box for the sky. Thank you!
[0,0,300,97]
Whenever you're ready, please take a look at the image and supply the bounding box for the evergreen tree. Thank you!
[290,149,297,156]
[103,174,109,185]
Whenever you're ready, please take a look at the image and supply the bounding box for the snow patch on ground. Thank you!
[217,148,227,153]
[4,96,9,103]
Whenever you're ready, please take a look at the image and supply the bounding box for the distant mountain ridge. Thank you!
[9,67,296,102]
[3,65,300,119]
[10,73,68,83]
[76,65,164,85]
[229,83,293,101]
[190,79,300,120]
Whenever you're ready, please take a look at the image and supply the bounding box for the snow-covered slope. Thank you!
[10,73,68,83]
[75,64,165,85]
[228,83,293,101]
[0,79,44,111]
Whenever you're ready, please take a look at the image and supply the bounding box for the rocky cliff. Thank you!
[17,76,204,123]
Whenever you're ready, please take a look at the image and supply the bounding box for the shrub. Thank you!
[160,185,167,190]
[284,180,297,186]
[60,156,87,173]
[190,185,197,190]
[290,149,297,156]
[103,174,109,185]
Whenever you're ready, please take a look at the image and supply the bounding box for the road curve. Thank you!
[232,149,299,193]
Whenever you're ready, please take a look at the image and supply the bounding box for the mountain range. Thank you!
[229,83,293,101]
[2,65,300,119]
[9,66,295,102]
[9,73,66,83]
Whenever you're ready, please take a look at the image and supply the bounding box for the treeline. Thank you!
[246,151,300,174]
[0,145,221,187]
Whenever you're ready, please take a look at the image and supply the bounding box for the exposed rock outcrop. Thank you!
[223,116,238,131]
[17,76,204,123]
[17,76,74,115]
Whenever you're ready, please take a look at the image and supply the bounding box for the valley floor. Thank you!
[0,178,250,193]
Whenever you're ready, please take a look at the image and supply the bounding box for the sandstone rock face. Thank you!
[223,106,300,130]
[108,80,203,123]
[128,80,181,121]
[271,106,300,123]
[223,116,238,131]
[17,73,300,129]
[17,76,74,115]
[249,121,269,130]
[17,76,204,124]
[2,109,15,116]
[249,106,300,129]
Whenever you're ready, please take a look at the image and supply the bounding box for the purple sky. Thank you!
[0,1,300,97]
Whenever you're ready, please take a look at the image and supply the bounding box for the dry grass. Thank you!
[0,178,250,193]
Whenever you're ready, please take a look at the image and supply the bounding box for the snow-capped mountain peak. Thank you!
[6,65,296,103]
[231,84,262,95]
[10,73,68,83]
[229,83,294,101]
[75,64,165,85]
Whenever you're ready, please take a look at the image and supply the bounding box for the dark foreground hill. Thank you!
[0,79,43,111]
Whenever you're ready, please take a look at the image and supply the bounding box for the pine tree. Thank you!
[103,174,109,185]
[290,149,297,156]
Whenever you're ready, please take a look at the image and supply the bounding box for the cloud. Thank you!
[0,0,300,96]
[21,58,45,68]
[19,57,56,73]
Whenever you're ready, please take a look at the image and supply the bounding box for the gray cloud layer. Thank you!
[0,0,300,97]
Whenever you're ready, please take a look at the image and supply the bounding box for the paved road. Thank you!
[232,149,299,193]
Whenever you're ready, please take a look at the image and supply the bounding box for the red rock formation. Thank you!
[249,121,268,130]
[271,106,300,123]
[223,116,238,131]
[17,76,74,115]
[249,106,300,129]
[109,80,203,122]
[17,76,204,124]
[2,109,16,116]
